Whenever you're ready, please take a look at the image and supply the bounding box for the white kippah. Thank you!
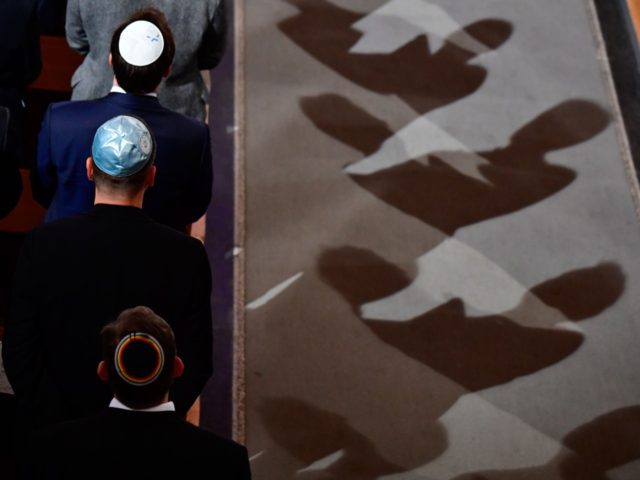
[118,20,165,67]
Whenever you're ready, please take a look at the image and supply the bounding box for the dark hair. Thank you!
[110,8,175,94]
[92,158,153,195]
[92,115,156,196]
[101,306,176,409]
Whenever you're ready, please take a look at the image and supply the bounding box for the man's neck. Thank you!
[111,78,158,97]
[94,191,144,209]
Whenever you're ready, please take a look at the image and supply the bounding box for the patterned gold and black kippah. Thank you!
[114,333,165,386]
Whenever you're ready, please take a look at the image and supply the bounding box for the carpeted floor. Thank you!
[241,1,640,479]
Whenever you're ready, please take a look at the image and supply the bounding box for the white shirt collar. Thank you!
[110,85,158,98]
[109,397,175,413]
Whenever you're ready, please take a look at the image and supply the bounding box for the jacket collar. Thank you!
[109,397,175,413]
[89,203,151,221]
[101,92,165,112]
[110,85,157,98]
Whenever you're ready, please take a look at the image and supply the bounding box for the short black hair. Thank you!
[92,158,154,196]
[110,8,175,94]
[101,306,176,409]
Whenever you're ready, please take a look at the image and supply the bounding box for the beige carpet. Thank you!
[240,1,640,479]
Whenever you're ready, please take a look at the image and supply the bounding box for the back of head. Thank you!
[110,8,176,94]
[91,114,156,197]
[101,306,176,409]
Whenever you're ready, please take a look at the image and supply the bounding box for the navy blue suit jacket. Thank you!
[34,92,213,231]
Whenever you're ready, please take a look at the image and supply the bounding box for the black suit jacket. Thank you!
[29,407,251,479]
[0,0,41,88]
[0,0,41,217]
[2,205,213,431]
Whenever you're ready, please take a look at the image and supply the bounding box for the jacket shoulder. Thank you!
[176,421,249,457]
[155,105,209,133]
[47,98,105,116]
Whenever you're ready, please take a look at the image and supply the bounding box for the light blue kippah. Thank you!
[92,115,154,177]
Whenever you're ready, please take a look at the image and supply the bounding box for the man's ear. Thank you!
[109,53,113,66]
[163,65,171,78]
[97,361,109,382]
[173,356,184,379]
[146,165,157,188]
[86,157,95,181]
